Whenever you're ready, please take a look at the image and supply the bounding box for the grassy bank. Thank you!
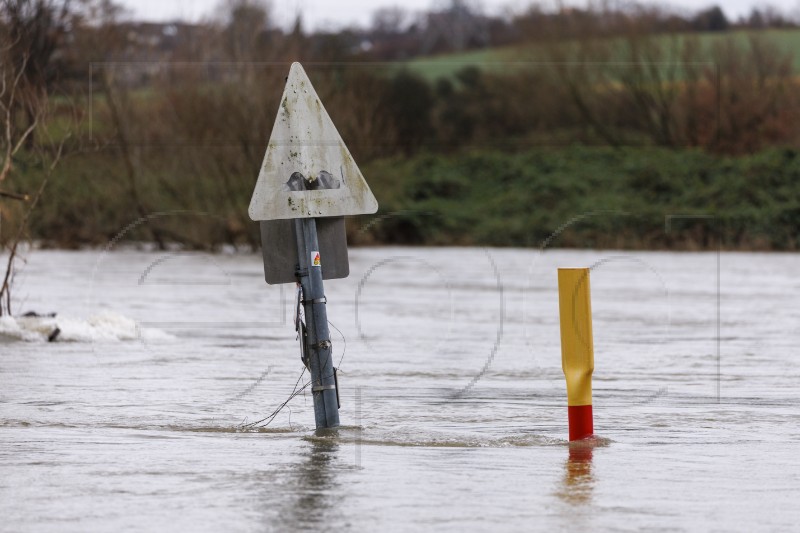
[404,29,800,81]
[362,146,800,250]
[9,145,800,251]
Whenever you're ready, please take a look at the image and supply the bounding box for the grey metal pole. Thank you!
[294,217,340,429]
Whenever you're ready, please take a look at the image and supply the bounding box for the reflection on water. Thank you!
[285,431,341,529]
[557,443,595,505]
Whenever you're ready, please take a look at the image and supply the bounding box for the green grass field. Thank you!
[402,29,800,81]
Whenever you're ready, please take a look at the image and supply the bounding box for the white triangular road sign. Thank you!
[248,63,379,221]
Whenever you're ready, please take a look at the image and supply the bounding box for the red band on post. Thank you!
[568,405,593,441]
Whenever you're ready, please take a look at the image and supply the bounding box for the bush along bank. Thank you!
[10,145,800,251]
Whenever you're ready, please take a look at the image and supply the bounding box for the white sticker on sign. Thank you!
[311,251,321,267]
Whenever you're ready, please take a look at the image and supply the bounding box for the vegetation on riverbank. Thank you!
[12,145,800,251]
[2,1,800,256]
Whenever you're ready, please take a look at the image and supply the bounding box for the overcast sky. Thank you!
[117,0,799,30]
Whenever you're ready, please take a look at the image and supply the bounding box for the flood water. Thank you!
[1,247,799,531]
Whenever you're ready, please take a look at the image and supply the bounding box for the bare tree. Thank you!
[216,0,272,61]
[0,0,75,316]
[544,33,621,147]
[372,7,408,36]
[615,31,684,147]
[0,55,42,183]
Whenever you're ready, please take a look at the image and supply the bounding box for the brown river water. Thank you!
[1,247,799,531]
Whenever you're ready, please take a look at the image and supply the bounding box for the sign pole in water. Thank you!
[249,62,378,430]
[294,218,340,428]
[558,268,595,441]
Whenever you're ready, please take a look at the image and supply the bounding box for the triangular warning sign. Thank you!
[248,62,379,221]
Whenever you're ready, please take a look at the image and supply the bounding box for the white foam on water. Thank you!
[0,316,48,342]
[0,311,174,343]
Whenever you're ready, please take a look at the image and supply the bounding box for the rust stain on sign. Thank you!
[248,62,379,221]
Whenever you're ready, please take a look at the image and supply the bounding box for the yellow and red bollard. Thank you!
[558,268,595,441]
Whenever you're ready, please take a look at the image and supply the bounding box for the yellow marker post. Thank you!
[558,268,595,441]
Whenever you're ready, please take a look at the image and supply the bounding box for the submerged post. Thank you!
[558,268,595,441]
[294,218,339,428]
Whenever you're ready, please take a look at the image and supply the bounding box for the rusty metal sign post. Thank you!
[249,63,378,429]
